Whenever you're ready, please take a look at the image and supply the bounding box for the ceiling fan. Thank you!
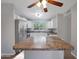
[27,0,63,12]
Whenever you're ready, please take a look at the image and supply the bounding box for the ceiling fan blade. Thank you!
[44,8,48,12]
[48,0,63,7]
[39,0,43,2]
[27,2,38,8]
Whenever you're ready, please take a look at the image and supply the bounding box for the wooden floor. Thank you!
[64,54,76,59]
[1,52,76,59]
[1,55,76,59]
[1,56,76,59]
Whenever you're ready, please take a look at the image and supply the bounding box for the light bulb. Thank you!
[36,2,41,7]
[42,0,47,8]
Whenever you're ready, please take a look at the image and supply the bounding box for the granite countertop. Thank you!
[26,28,57,33]
[13,36,74,50]
[27,30,57,34]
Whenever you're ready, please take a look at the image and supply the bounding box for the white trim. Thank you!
[1,52,15,57]
[71,52,77,58]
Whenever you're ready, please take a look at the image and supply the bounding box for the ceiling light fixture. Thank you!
[35,12,42,17]
[27,0,63,12]
[42,0,47,8]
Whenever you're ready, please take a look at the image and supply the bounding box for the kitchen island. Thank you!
[13,35,74,59]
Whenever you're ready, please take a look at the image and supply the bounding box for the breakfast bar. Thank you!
[13,35,74,59]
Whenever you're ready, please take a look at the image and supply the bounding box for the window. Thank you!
[33,22,46,30]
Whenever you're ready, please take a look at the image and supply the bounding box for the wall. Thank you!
[1,3,15,55]
[71,4,77,56]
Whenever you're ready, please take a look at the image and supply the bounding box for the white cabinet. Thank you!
[47,18,57,28]
[57,13,71,43]
[24,51,64,59]
[15,19,27,43]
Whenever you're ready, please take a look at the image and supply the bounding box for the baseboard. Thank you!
[1,52,15,57]
[71,52,77,58]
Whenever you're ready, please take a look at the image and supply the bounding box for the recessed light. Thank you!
[35,12,42,17]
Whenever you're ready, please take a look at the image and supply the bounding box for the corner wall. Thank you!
[1,3,15,55]
[71,4,77,56]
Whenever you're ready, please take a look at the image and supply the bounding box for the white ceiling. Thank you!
[1,0,77,20]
